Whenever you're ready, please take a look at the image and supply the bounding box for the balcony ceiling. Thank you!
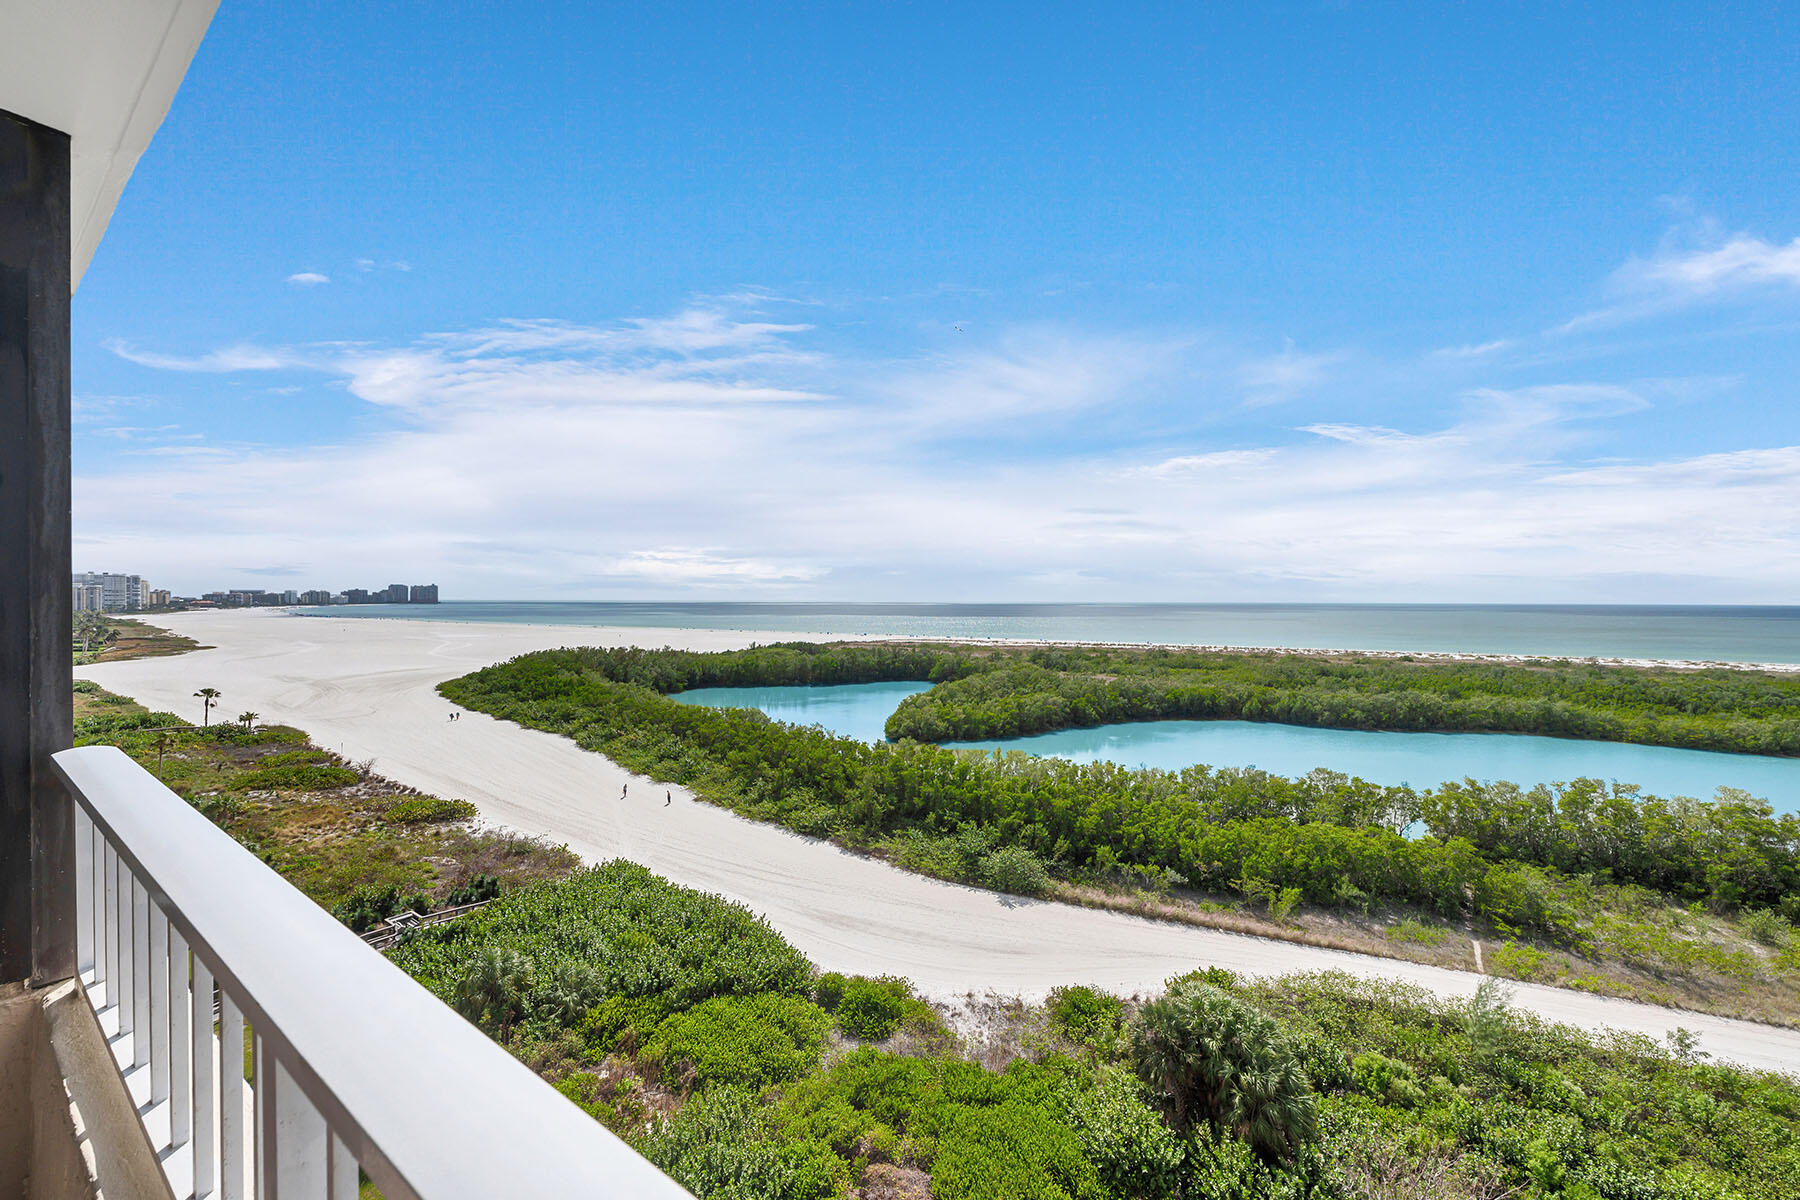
[1,0,219,290]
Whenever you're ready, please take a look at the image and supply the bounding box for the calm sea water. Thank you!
[670,682,1800,812]
[291,602,1800,663]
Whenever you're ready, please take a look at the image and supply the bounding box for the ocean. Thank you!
[288,602,1800,664]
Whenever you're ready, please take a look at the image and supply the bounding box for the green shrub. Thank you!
[1350,1052,1425,1108]
[979,844,1052,896]
[835,977,918,1041]
[1128,980,1317,1162]
[1385,919,1449,945]
[650,993,831,1089]
[253,749,333,767]
[813,972,849,1011]
[638,1087,844,1200]
[929,1098,1107,1200]
[1061,1066,1184,1199]
[386,795,478,823]
[1490,940,1553,982]
[445,874,501,906]
[1046,985,1127,1051]
[235,763,360,791]
[580,995,672,1055]
[389,863,813,1015]
[1742,907,1793,948]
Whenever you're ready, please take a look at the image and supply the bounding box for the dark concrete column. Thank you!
[0,109,74,985]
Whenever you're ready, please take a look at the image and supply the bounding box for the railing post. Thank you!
[221,992,246,1200]
[132,877,150,1070]
[150,905,171,1110]
[193,957,217,1199]
[0,108,76,986]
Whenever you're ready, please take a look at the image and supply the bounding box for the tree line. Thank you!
[442,649,1800,933]
[521,640,1800,756]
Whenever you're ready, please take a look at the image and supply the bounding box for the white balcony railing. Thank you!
[54,744,692,1200]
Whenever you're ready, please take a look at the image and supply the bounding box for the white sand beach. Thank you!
[79,609,1800,1074]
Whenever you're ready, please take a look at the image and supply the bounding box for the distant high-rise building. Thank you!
[383,583,409,603]
[73,572,147,612]
[148,589,171,608]
[74,582,105,612]
[280,590,299,604]
[346,589,371,604]
[409,584,439,604]
[299,589,332,605]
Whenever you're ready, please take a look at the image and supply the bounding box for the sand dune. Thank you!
[79,609,1800,1074]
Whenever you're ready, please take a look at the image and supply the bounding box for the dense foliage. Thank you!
[391,866,1800,1200]
[389,861,814,1015]
[884,649,1800,755]
[496,640,1800,755]
[441,650,1800,928]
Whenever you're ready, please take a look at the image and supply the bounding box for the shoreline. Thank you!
[273,606,1800,674]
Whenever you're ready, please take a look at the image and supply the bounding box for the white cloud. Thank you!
[1133,449,1278,478]
[1554,225,1800,333]
[603,550,828,586]
[80,306,1800,602]
[286,272,330,286]
[1427,339,1515,360]
[1627,234,1800,296]
[106,342,311,372]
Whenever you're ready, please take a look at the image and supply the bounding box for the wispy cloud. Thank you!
[1553,223,1800,334]
[286,272,330,286]
[1239,343,1339,406]
[106,342,312,372]
[1625,234,1800,296]
[1427,338,1515,360]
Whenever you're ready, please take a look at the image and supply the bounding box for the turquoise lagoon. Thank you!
[669,682,1800,813]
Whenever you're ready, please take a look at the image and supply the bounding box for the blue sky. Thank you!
[72,2,1800,601]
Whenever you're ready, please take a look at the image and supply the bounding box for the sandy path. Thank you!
[80,610,1800,1074]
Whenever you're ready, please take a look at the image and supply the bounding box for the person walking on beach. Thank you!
[621,783,628,801]
[665,790,671,806]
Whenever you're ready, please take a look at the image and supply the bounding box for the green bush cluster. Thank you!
[814,974,929,1041]
[390,861,813,1028]
[649,993,832,1089]
[375,858,1800,1200]
[1047,985,1128,1053]
[234,763,361,791]
[638,1087,844,1200]
[385,795,479,823]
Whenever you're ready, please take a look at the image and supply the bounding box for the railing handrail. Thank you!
[54,744,691,1199]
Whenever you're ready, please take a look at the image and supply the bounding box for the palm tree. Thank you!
[1128,979,1317,1162]
[453,948,534,1040]
[194,687,221,726]
[238,711,260,729]
[73,611,110,655]
[152,732,175,781]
